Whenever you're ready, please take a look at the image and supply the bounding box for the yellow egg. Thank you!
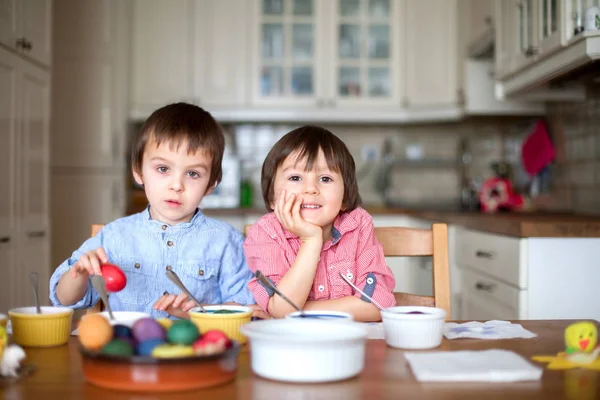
[156,318,173,331]
[151,344,195,358]
[78,314,113,350]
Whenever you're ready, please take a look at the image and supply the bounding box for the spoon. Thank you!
[28,272,42,314]
[254,270,306,317]
[90,275,114,320]
[165,266,206,313]
[338,272,386,311]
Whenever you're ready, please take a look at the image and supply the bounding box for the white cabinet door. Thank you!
[0,47,19,312]
[19,0,52,66]
[193,0,249,107]
[460,269,520,320]
[131,0,193,112]
[403,0,459,108]
[51,0,130,168]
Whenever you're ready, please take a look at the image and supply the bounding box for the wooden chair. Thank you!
[243,223,451,319]
[86,224,106,314]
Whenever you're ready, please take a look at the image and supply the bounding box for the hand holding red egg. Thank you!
[101,263,127,292]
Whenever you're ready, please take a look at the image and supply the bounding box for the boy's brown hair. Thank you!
[132,103,225,189]
[262,125,361,212]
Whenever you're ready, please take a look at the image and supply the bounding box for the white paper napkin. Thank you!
[444,320,537,340]
[404,349,543,382]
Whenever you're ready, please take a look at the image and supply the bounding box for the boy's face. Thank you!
[133,139,214,225]
[271,149,345,236]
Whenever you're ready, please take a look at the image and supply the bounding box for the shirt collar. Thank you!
[142,205,205,233]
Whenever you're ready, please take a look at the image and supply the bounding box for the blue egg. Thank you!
[113,324,133,338]
[137,338,166,356]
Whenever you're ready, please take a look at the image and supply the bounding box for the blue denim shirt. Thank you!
[49,207,255,318]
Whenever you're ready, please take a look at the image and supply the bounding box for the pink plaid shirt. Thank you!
[244,207,396,313]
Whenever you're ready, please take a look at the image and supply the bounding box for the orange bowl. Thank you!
[80,343,241,392]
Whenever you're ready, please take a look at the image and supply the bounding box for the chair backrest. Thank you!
[243,223,451,319]
[86,224,106,314]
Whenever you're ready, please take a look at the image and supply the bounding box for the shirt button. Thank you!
[199,269,204,276]
[166,265,171,271]
[367,277,374,285]
[346,272,354,280]
[134,262,140,269]
[162,225,167,231]
[318,285,325,292]
[167,241,174,247]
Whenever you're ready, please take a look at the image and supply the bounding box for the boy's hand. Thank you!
[71,248,109,278]
[247,304,271,320]
[274,190,322,241]
[153,293,199,319]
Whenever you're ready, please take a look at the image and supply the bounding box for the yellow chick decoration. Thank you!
[565,322,598,354]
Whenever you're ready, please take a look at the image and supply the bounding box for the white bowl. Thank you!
[241,319,367,383]
[285,310,353,321]
[98,311,151,327]
[381,306,447,349]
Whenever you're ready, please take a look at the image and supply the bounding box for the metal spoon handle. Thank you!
[254,270,305,316]
[338,272,386,311]
[165,266,206,312]
[90,275,114,320]
[28,272,42,314]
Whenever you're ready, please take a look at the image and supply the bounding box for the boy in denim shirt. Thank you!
[50,103,255,319]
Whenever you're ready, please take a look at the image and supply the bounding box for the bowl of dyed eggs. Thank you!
[8,306,73,347]
[189,305,252,344]
[241,319,368,383]
[285,310,353,321]
[78,314,240,392]
[380,306,447,349]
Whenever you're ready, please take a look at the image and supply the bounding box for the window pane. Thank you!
[291,67,313,95]
[263,0,283,15]
[368,67,390,97]
[261,66,284,96]
[339,67,361,96]
[369,0,390,18]
[339,24,361,58]
[262,24,284,59]
[368,25,389,58]
[292,24,313,60]
[293,0,312,15]
[340,0,360,17]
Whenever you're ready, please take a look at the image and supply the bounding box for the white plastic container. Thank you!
[241,319,367,383]
[381,306,446,349]
[98,311,150,327]
[285,310,353,321]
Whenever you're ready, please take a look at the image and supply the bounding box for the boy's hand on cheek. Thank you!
[275,190,322,241]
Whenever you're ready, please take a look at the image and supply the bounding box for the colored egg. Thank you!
[113,324,133,338]
[167,320,200,345]
[137,338,166,356]
[101,338,134,356]
[78,314,113,350]
[156,318,173,331]
[132,318,166,342]
[151,344,195,358]
[100,263,127,292]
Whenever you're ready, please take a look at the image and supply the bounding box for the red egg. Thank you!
[101,263,127,292]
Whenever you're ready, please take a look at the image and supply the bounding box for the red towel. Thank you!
[521,120,555,177]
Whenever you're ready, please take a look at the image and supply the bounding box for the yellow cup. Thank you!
[189,305,252,344]
[9,306,73,347]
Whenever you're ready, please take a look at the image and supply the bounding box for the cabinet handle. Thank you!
[0,236,10,243]
[524,46,538,57]
[15,37,27,49]
[475,250,494,259]
[27,231,46,238]
[475,282,495,292]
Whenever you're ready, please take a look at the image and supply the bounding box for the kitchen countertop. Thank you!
[127,190,600,238]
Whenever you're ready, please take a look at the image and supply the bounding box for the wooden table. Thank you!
[1,320,598,399]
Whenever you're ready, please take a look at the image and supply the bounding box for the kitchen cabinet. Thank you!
[464,0,494,51]
[130,0,249,116]
[0,0,52,67]
[0,46,51,312]
[456,227,600,320]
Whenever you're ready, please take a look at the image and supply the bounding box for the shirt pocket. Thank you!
[112,256,157,307]
[328,260,357,298]
[177,260,219,304]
